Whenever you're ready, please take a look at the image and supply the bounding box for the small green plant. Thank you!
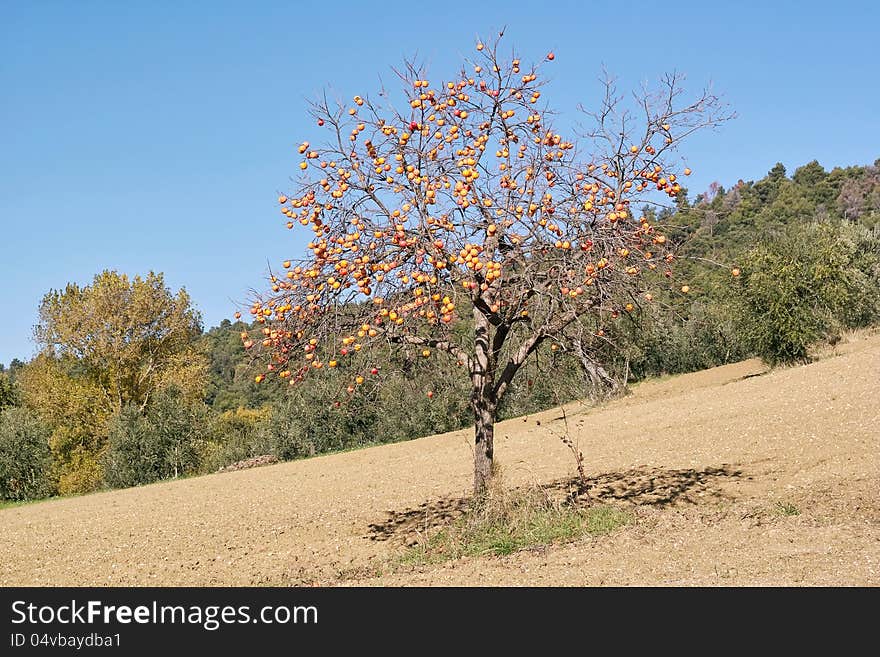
[583,504,636,533]
[774,501,801,516]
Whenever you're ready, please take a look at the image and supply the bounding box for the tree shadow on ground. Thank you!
[724,370,771,384]
[367,464,742,543]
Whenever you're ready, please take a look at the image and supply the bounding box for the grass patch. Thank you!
[0,499,35,511]
[399,483,633,568]
[774,501,801,516]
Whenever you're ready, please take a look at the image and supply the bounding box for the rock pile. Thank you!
[217,455,279,473]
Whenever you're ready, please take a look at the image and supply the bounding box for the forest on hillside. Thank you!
[2,158,878,502]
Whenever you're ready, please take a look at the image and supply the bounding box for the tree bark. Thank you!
[473,396,495,495]
[581,357,620,399]
[471,306,496,495]
[573,337,621,400]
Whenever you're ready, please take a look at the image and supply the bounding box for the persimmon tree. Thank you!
[244,36,729,494]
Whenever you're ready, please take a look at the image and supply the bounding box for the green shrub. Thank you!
[56,446,104,496]
[103,387,207,488]
[0,408,55,501]
[374,369,471,440]
[200,407,272,472]
[262,387,381,458]
[0,373,20,412]
[733,222,880,365]
[833,224,880,329]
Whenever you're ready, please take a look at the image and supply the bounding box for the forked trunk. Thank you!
[473,398,495,495]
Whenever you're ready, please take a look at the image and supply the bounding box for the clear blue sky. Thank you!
[1,0,877,366]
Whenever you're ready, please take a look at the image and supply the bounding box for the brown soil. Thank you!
[2,331,878,586]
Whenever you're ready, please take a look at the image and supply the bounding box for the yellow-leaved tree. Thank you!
[20,270,206,494]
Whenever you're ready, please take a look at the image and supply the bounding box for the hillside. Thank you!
[5,158,878,501]
[2,331,878,586]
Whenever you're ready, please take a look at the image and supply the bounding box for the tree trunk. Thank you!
[574,340,621,400]
[471,306,496,496]
[581,357,620,399]
[473,396,495,495]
